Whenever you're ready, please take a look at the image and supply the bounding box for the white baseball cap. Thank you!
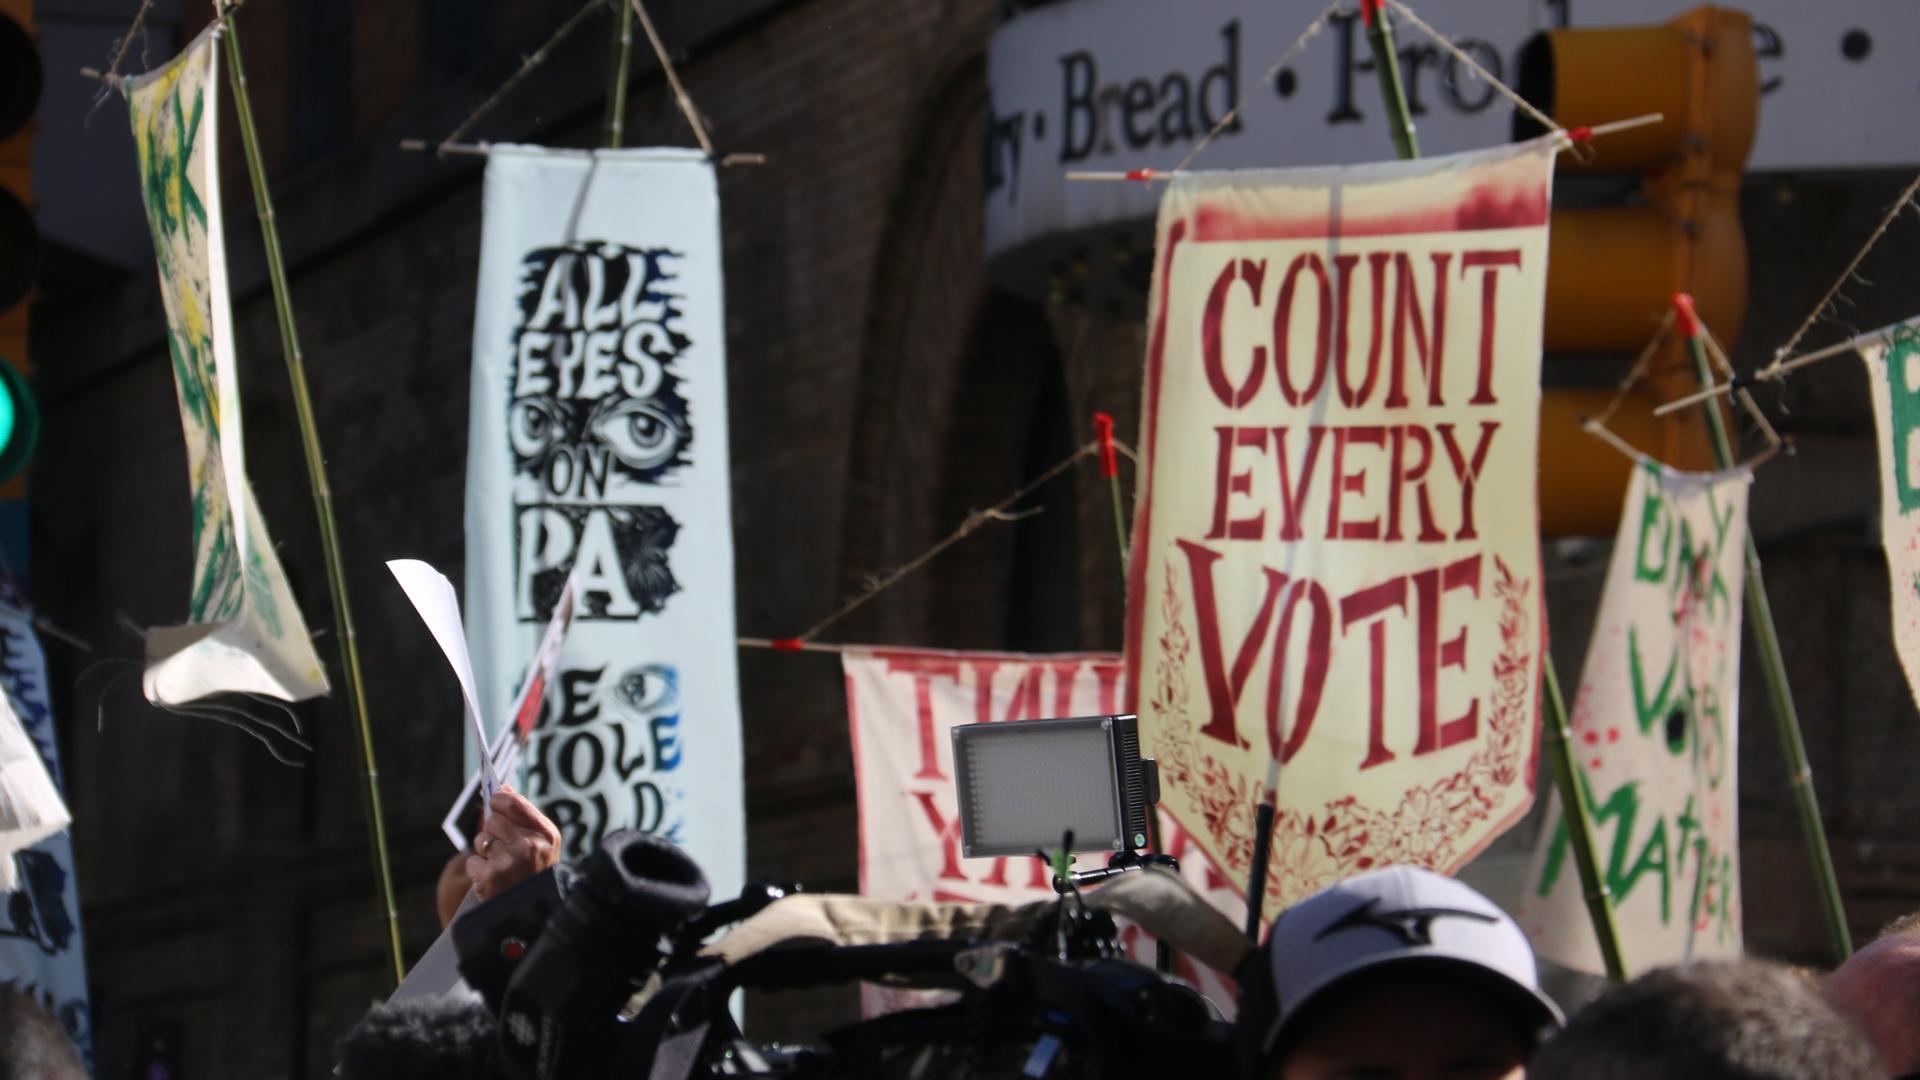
[1240,865,1563,1068]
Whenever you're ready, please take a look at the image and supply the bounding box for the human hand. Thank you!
[465,786,562,901]
[436,851,472,928]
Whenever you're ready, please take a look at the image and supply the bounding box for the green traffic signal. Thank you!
[0,357,39,482]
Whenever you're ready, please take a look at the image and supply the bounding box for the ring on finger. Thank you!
[477,834,495,856]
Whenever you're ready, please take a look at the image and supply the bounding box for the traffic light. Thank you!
[0,0,39,484]
[1516,5,1757,536]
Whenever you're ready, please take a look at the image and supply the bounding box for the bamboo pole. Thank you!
[603,0,636,149]
[1543,661,1630,980]
[1361,0,1420,161]
[1359,18,1626,976]
[1678,301,1853,964]
[217,5,406,988]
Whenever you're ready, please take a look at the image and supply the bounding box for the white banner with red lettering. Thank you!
[1126,141,1556,910]
[845,648,1242,1015]
[1519,462,1749,973]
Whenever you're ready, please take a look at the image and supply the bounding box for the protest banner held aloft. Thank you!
[1127,140,1557,908]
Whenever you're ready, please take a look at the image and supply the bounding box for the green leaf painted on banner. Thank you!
[188,510,243,624]
[172,86,207,231]
[1536,784,1733,933]
[1628,625,1678,741]
[165,330,211,432]
[245,546,282,638]
[1885,324,1920,513]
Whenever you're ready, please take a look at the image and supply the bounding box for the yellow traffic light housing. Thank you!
[1517,5,1757,535]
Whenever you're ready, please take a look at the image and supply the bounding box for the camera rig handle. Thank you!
[673,880,801,951]
[1053,850,1180,894]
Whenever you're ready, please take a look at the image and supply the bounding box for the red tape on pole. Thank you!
[1672,293,1701,339]
[1093,413,1118,478]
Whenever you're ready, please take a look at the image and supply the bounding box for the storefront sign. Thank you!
[987,1,1920,265]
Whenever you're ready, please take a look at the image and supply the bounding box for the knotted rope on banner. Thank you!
[1766,172,1920,375]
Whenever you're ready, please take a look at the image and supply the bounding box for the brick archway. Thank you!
[837,15,1087,653]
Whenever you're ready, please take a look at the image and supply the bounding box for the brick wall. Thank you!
[24,1,1920,1074]
[31,0,1028,1071]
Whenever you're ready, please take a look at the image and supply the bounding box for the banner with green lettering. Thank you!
[125,26,329,705]
[1859,319,1920,711]
[1520,461,1750,973]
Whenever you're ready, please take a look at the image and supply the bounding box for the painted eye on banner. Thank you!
[509,397,565,459]
[587,397,687,471]
[614,663,678,714]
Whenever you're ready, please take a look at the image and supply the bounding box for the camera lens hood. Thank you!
[578,829,711,928]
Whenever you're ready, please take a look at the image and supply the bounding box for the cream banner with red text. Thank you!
[1520,462,1749,973]
[845,648,1242,1015]
[1127,141,1556,909]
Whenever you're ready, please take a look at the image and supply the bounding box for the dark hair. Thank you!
[1879,910,1920,941]
[1530,958,1877,1080]
[0,982,86,1080]
[337,996,500,1079]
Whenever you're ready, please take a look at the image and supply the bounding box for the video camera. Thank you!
[427,715,1236,1078]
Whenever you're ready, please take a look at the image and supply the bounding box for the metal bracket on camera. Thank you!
[1052,850,1180,894]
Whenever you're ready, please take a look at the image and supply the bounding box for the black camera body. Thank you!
[455,829,710,1079]
[447,829,1232,1078]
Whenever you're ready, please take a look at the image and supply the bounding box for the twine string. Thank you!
[1081,1,1648,183]
[791,443,1098,644]
[436,0,608,152]
[735,443,1100,652]
[1169,0,1341,175]
[81,0,250,93]
[1384,0,1570,146]
[1583,312,1784,469]
[739,436,1141,653]
[87,0,155,115]
[1654,336,1871,415]
[629,0,716,158]
[1766,172,1920,374]
[1591,310,1676,430]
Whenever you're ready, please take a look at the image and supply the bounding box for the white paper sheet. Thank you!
[437,572,577,851]
[388,560,498,806]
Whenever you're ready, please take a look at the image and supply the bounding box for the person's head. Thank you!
[1237,865,1562,1080]
[0,982,86,1079]
[1825,915,1920,1076]
[1530,957,1877,1079]
[337,995,499,1079]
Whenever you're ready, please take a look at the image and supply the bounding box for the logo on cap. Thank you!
[1316,897,1498,947]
